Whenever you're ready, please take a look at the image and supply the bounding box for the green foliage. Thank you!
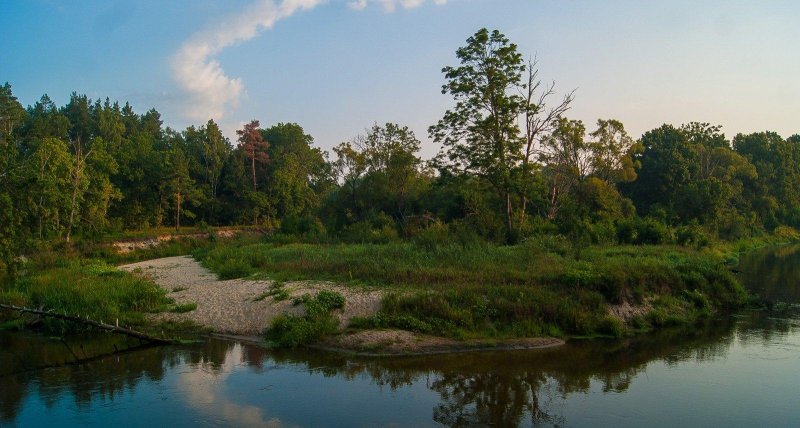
[265,290,345,348]
[429,28,526,241]
[616,217,671,245]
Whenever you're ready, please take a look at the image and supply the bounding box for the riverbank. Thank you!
[2,231,789,351]
[192,237,749,342]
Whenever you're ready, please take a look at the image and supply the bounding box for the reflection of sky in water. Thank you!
[177,344,289,427]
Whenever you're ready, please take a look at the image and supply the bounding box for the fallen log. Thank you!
[0,303,175,345]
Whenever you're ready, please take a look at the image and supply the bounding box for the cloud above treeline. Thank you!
[347,0,448,12]
[171,0,449,123]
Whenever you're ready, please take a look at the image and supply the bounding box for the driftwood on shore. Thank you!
[0,303,175,344]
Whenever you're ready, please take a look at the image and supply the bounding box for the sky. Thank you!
[2,0,799,158]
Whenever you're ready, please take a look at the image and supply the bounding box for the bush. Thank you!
[676,224,711,248]
[616,217,671,245]
[280,215,327,239]
[266,314,339,348]
[412,221,450,250]
[265,290,346,347]
[637,217,671,244]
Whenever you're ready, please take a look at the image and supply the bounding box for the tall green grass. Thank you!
[0,258,171,331]
[196,238,747,338]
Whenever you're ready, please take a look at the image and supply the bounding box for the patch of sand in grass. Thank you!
[119,256,383,337]
[120,256,564,354]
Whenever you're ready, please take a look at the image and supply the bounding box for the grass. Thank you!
[169,302,198,313]
[0,257,171,332]
[195,237,747,339]
[253,281,290,302]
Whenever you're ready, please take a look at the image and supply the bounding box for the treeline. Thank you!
[1,28,799,260]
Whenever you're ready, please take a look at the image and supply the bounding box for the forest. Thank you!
[1,28,799,272]
[2,28,799,343]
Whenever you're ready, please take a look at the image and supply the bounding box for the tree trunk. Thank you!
[504,188,515,243]
[176,190,181,230]
[0,304,175,344]
[65,170,80,243]
[251,150,257,190]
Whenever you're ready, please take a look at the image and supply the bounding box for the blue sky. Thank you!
[2,0,798,157]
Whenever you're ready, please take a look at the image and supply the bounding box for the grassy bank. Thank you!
[0,229,261,335]
[194,237,748,340]
[0,258,168,331]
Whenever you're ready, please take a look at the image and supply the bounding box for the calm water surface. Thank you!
[2,246,800,427]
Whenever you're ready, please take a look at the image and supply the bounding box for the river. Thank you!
[1,246,799,427]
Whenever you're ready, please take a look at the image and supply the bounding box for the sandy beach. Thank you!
[119,256,383,337]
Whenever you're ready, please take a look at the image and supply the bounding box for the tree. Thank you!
[236,120,269,191]
[163,134,198,230]
[0,83,27,185]
[733,131,799,228]
[332,140,367,222]
[519,59,574,226]
[588,119,640,184]
[25,137,71,239]
[185,119,231,224]
[623,124,694,220]
[62,93,95,242]
[539,118,590,220]
[430,28,526,241]
[260,123,330,220]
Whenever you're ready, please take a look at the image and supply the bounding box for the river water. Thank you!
[1,247,799,427]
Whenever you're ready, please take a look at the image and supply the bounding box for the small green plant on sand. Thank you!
[253,281,290,302]
[170,303,198,313]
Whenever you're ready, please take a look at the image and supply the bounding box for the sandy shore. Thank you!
[119,256,564,354]
[119,256,383,336]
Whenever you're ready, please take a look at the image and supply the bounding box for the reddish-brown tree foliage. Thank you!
[237,120,270,190]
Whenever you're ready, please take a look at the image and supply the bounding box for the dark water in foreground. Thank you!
[2,247,800,427]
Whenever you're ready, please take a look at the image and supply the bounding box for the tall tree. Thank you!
[430,28,526,241]
[519,59,574,226]
[260,123,330,220]
[236,120,269,191]
[332,140,367,222]
[62,93,94,242]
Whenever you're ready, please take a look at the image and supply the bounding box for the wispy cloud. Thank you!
[171,0,325,122]
[171,0,449,123]
[347,0,448,13]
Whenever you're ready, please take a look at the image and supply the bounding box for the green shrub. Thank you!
[412,221,450,250]
[266,313,339,348]
[598,315,626,338]
[265,290,346,347]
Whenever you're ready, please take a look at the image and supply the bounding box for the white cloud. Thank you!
[348,0,448,13]
[171,0,326,122]
[171,0,449,123]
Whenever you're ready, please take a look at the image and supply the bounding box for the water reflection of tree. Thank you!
[0,334,236,425]
[738,245,800,303]
[272,317,744,427]
[3,306,798,427]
